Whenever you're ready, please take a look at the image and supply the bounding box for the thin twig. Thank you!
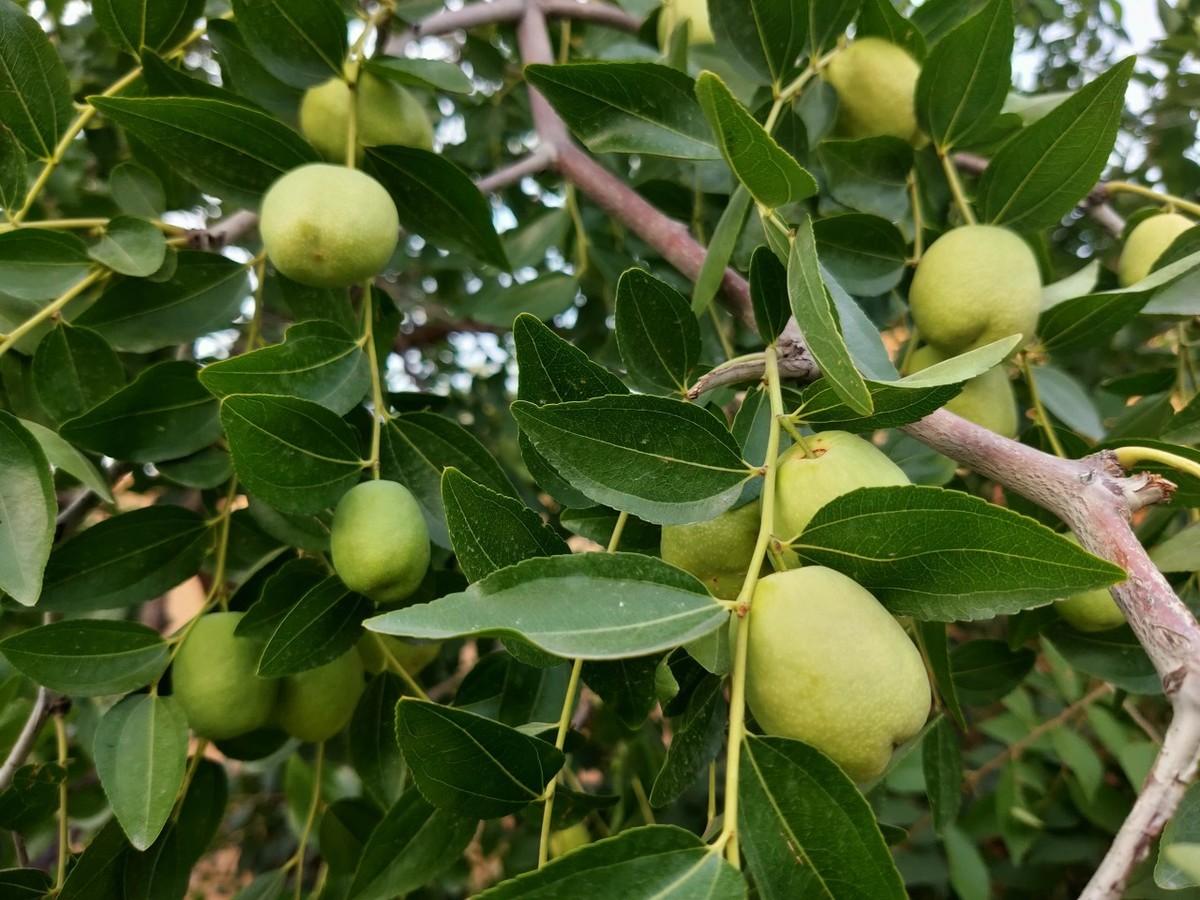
[0,687,52,790]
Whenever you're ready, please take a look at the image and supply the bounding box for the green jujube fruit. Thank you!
[300,71,434,163]
[908,345,1018,437]
[1118,212,1192,286]
[331,480,431,604]
[1055,534,1126,631]
[824,37,922,143]
[356,633,442,675]
[746,567,931,782]
[774,431,909,541]
[656,0,714,46]
[172,612,279,740]
[260,163,399,288]
[908,225,1042,355]
[660,499,760,600]
[275,649,365,743]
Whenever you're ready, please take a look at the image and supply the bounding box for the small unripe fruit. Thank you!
[331,480,431,604]
[657,0,714,46]
[774,431,909,541]
[824,38,921,143]
[357,633,442,675]
[746,567,930,781]
[661,500,759,600]
[1118,212,1192,286]
[172,612,278,740]
[275,649,365,743]
[908,346,1018,438]
[549,823,591,858]
[300,72,434,164]
[1055,534,1126,632]
[260,163,399,288]
[909,225,1041,356]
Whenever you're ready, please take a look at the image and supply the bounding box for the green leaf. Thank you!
[367,553,729,660]
[792,485,1126,620]
[917,621,966,729]
[348,787,476,900]
[93,0,203,55]
[237,558,326,641]
[0,869,50,898]
[58,820,128,900]
[709,0,807,85]
[738,735,904,900]
[364,56,472,94]
[750,246,790,343]
[31,323,125,423]
[61,361,219,463]
[441,467,568,583]
[693,186,753,315]
[615,268,700,394]
[87,216,167,278]
[525,62,719,160]
[90,96,319,205]
[649,674,726,806]
[808,0,860,55]
[76,251,250,352]
[977,58,1135,231]
[817,137,913,221]
[200,320,369,415]
[0,0,73,159]
[221,393,363,515]
[914,0,1012,151]
[945,824,991,900]
[94,695,188,851]
[1043,623,1160,695]
[0,230,91,300]
[857,0,926,58]
[0,620,169,695]
[350,673,407,810]
[396,699,563,818]
[787,218,873,416]
[0,124,27,212]
[813,213,906,296]
[110,161,165,217]
[229,0,347,89]
[514,313,627,403]
[950,640,1035,704]
[257,575,372,677]
[794,378,959,432]
[381,412,514,549]
[366,146,508,270]
[39,506,209,612]
[454,273,578,326]
[19,418,114,502]
[923,717,962,834]
[696,71,817,209]
[479,825,745,898]
[0,412,55,606]
[512,394,751,525]
[1157,782,1200,889]
[1150,522,1200,573]
[207,20,303,122]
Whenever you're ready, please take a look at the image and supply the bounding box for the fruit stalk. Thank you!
[362,282,387,478]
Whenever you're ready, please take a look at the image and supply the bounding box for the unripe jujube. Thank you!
[300,71,434,164]
[331,480,431,604]
[1118,212,1192,287]
[656,0,714,46]
[275,649,365,743]
[660,500,760,600]
[908,345,1018,438]
[1055,534,1127,632]
[824,38,922,144]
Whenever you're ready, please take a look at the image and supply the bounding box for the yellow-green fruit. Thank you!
[746,567,931,782]
[260,163,399,288]
[1055,534,1126,631]
[774,431,909,541]
[908,346,1018,438]
[661,500,760,600]
[356,634,442,675]
[824,38,921,143]
[275,649,365,743]
[909,225,1042,355]
[549,823,591,858]
[300,72,434,163]
[1118,213,1192,286]
[173,612,278,740]
[331,480,431,603]
[657,0,714,45]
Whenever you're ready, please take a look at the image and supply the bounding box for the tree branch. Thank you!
[475,147,555,193]
[0,687,53,791]
[390,0,639,48]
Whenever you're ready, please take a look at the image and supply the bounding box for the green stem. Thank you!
[0,268,105,358]
[0,217,186,235]
[370,633,431,700]
[53,714,68,891]
[907,170,924,264]
[1020,354,1066,458]
[1105,181,1200,219]
[362,282,386,478]
[1113,445,1200,481]
[245,257,267,352]
[939,152,976,225]
[171,740,210,822]
[291,742,325,900]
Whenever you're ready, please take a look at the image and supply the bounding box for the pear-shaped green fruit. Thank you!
[173,612,279,740]
[275,649,365,743]
[774,431,909,541]
[1118,212,1192,287]
[1054,534,1126,631]
[260,163,399,288]
[824,38,921,143]
[908,345,1018,437]
[746,566,930,781]
[300,72,434,164]
[661,500,759,600]
[331,480,431,604]
[657,0,714,45]
[909,225,1041,355]
[357,633,442,675]
[549,822,591,858]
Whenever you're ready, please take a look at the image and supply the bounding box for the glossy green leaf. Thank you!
[396,699,563,818]
[857,0,926,57]
[1043,623,1160,695]
[454,273,578,327]
[200,320,369,415]
[237,558,326,642]
[350,672,407,810]
[1157,782,1200,889]
[94,694,188,851]
[87,216,167,277]
[368,553,729,660]
[0,620,169,695]
[0,869,50,898]
[229,0,346,89]
[58,820,128,900]
[61,361,219,463]
[221,393,363,515]
[649,674,726,806]
[31,323,125,423]
[0,0,73,159]
[0,230,91,300]
[749,246,789,343]
[525,62,719,160]
[978,58,1135,231]
[615,268,700,394]
[0,412,55,606]
[923,717,962,834]
[92,0,203,55]
[709,0,807,84]
[365,56,472,94]
[693,186,752,315]
[817,137,914,222]
[110,161,165,217]
[514,313,627,403]
[257,575,372,677]
[950,640,1036,704]
[582,655,662,730]
[793,378,959,432]
[918,621,966,730]
[696,71,816,209]
[512,394,751,525]
[40,506,209,612]
[813,213,906,296]
[739,735,905,900]
[808,0,860,54]
[19,418,113,502]
[90,96,319,205]
[0,124,27,212]
[792,486,1126,620]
